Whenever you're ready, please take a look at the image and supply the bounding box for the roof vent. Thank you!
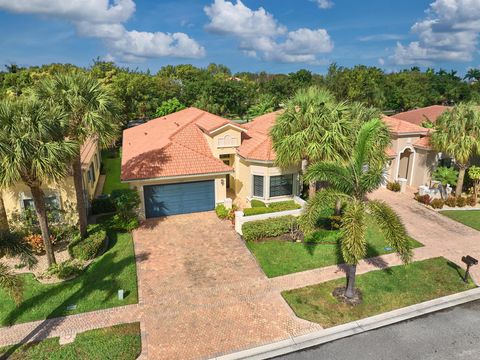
[144,132,148,135]
[174,122,180,127]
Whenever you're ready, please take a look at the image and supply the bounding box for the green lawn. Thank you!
[282,257,476,328]
[102,149,129,195]
[246,220,423,277]
[440,210,480,231]
[0,220,138,326]
[0,322,141,359]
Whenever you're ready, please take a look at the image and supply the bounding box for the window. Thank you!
[88,164,96,184]
[253,175,264,197]
[269,174,294,197]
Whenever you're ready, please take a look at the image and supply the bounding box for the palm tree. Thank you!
[464,68,480,83]
[301,119,412,299]
[0,98,77,266]
[0,230,37,303]
[270,87,351,199]
[0,192,8,231]
[35,72,120,238]
[431,103,480,197]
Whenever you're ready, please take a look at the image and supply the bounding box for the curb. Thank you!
[212,287,480,360]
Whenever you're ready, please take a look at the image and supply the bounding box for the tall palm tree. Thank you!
[0,98,77,266]
[270,87,351,199]
[431,103,480,197]
[35,72,120,238]
[301,119,412,299]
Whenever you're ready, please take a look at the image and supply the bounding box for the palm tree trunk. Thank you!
[72,155,88,238]
[0,191,8,231]
[456,165,467,198]
[30,185,56,266]
[345,264,357,299]
[334,198,342,215]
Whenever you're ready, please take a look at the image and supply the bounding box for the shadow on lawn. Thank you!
[0,230,139,359]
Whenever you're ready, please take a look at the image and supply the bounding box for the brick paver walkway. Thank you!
[1,190,479,359]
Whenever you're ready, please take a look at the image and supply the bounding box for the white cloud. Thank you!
[204,0,333,64]
[391,0,480,65]
[314,0,334,9]
[0,0,205,61]
[358,34,405,42]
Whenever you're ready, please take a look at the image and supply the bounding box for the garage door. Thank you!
[144,180,215,218]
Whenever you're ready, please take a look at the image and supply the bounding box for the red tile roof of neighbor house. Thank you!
[237,111,282,162]
[382,115,430,135]
[121,108,235,181]
[392,105,450,126]
[413,135,432,150]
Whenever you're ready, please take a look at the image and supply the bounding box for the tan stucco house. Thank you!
[1,138,102,223]
[121,108,301,219]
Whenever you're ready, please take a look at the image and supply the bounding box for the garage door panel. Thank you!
[144,180,215,218]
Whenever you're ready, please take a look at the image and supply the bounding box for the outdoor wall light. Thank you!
[461,255,478,283]
[221,179,225,186]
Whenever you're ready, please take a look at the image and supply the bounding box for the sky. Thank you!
[0,0,479,74]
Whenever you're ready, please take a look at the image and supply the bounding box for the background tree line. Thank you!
[2,60,480,125]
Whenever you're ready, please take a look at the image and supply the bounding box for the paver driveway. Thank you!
[134,212,319,360]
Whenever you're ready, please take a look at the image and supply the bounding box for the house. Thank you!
[1,138,102,222]
[382,115,438,187]
[391,105,450,126]
[121,108,301,219]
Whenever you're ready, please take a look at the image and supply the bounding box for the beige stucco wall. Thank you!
[386,135,439,187]
[128,173,228,220]
[1,143,101,223]
[204,127,243,158]
[233,155,301,205]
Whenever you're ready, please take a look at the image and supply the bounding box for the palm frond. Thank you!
[340,199,368,265]
[0,231,37,269]
[304,162,355,194]
[368,200,412,264]
[0,263,23,304]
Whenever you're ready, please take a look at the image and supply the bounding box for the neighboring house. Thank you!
[1,138,102,223]
[391,105,450,126]
[382,115,438,187]
[121,108,301,219]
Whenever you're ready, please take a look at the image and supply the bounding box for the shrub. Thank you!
[104,214,140,232]
[386,181,401,192]
[467,195,477,207]
[268,200,301,212]
[250,199,266,208]
[110,189,140,221]
[215,204,230,219]
[415,194,431,205]
[456,196,467,207]
[68,225,107,260]
[47,259,83,279]
[244,207,274,216]
[445,196,457,207]
[23,233,57,254]
[91,197,116,215]
[50,225,78,243]
[242,216,296,242]
[430,199,445,209]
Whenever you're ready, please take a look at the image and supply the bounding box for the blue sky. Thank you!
[0,0,479,74]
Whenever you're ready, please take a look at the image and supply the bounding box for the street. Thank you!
[275,300,480,360]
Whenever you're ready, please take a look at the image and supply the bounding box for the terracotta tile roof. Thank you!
[237,111,282,162]
[80,137,98,170]
[413,136,432,150]
[121,108,233,181]
[386,147,396,158]
[392,105,450,126]
[382,115,430,135]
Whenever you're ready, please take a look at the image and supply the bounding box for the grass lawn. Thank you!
[0,220,138,326]
[102,149,129,195]
[440,210,480,231]
[282,257,476,328]
[246,220,423,278]
[0,322,141,359]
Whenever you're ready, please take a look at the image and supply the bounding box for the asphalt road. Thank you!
[275,300,480,360]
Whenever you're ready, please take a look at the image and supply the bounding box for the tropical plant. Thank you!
[270,87,351,198]
[154,97,186,117]
[0,98,77,266]
[468,165,480,199]
[432,166,459,199]
[35,71,120,238]
[300,119,412,300]
[246,94,277,120]
[431,103,480,197]
[0,191,7,231]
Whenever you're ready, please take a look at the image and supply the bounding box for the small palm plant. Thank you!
[300,119,413,300]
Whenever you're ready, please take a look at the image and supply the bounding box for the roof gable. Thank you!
[392,105,450,126]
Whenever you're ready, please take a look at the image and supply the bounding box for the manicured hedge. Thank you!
[68,225,107,261]
[243,200,301,216]
[251,199,266,208]
[242,216,296,242]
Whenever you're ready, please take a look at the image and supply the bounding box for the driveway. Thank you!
[133,212,319,360]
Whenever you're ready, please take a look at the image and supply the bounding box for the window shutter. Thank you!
[253,175,264,197]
